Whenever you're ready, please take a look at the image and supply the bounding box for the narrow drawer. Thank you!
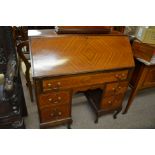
[42,70,128,92]
[38,91,70,107]
[103,81,128,97]
[39,105,70,123]
[100,94,125,110]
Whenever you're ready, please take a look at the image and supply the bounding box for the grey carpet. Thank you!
[21,72,155,129]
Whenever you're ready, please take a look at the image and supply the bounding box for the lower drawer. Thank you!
[39,105,70,123]
[100,94,125,110]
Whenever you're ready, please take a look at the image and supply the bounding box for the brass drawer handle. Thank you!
[121,73,125,77]
[58,112,62,116]
[115,74,119,78]
[115,74,121,81]
[112,86,121,93]
[53,96,61,104]
[57,82,61,86]
[53,87,59,90]
[50,111,62,117]
[53,82,61,90]
[115,73,126,80]
[112,87,116,91]
[48,98,52,102]
[50,113,54,117]
[50,108,57,117]
[54,101,59,104]
[108,101,112,105]
[58,96,61,100]
[47,82,61,90]
[48,96,61,104]
[48,83,52,87]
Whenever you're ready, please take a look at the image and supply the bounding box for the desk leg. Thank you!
[123,64,148,114]
[113,108,122,119]
[67,123,71,129]
[67,119,73,129]
[94,114,99,124]
[122,85,139,114]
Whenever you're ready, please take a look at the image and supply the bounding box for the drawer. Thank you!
[103,81,129,97]
[39,105,70,123]
[38,91,70,107]
[42,70,128,92]
[142,67,155,88]
[100,94,125,110]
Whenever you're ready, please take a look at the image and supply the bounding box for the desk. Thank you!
[123,58,155,114]
[29,30,134,128]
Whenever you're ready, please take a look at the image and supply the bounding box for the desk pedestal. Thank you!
[34,69,132,128]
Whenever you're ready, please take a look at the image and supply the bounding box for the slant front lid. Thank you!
[29,32,134,78]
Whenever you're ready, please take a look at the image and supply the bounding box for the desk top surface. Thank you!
[29,30,134,78]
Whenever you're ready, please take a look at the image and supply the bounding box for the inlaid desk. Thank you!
[29,30,134,128]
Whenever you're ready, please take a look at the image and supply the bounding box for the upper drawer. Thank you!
[103,81,129,97]
[38,91,70,107]
[42,70,128,92]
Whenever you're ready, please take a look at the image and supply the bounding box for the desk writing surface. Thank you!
[29,31,134,78]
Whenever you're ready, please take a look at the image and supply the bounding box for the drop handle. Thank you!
[57,82,61,85]
[58,97,61,100]
[48,98,52,102]
[108,101,112,105]
[50,113,54,117]
[51,109,57,117]
[53,83,61,90]
[115,74,119,78]
[121,73,125,77]
[112,87,116,92]
[48,83,52,87]
[54,101,59,104]
[58,112,62,116]
[115,74,122,81]
[53,87,59,90]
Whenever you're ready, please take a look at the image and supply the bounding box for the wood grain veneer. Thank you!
[29,32,134,78]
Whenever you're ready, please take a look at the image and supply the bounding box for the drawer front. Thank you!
[42,70,128,92]
[142,67,155,88]
[100,94,124,110]
[39,105,70,123]
[38,91,70,107]
[104,81,128,97]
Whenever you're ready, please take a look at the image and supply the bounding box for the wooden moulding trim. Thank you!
[32,67,134,80]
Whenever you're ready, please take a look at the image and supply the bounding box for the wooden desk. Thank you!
[123,58,155,114]
[29,30,134,128]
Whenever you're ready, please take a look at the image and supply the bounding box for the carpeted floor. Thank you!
[21,72,155,129]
